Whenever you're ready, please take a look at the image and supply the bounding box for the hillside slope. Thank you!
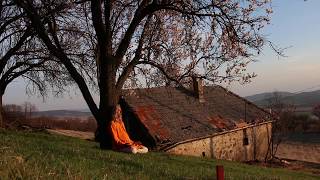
[0,130,318,179]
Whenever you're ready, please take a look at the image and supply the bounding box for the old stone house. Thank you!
[120,79,273,161]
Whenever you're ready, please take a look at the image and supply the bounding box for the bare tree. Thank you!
[22,101,37,122]
[0,1,45,127]
[265,91,296,161]
[2,103,23,127]
[16,0,275,148]
[2,102,36,128]
[0,1,74,128]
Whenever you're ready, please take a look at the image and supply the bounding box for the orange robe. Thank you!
[109,118,143,151]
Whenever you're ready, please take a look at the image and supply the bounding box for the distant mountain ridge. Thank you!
[245,91,294,102]
[245,90,320,108]
[33,89,320,117]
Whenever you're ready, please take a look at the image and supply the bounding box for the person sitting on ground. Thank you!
[109,105,148,154]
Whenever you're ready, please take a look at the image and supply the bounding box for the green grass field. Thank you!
[0,129,319,179]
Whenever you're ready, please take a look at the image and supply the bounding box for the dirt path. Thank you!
[46,129,94,140]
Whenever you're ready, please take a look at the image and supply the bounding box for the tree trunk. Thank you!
[95,93,119,149]
[95,56,120,149]
[0,94,3,128]
[95,106,116,149]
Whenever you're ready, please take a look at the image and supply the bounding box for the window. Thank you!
[202,152,206,157]
[243,129,249,146]
[243,137,249,145]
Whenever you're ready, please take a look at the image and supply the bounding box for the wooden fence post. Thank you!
[216,165,224,180]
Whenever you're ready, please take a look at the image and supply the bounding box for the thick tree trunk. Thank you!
[95,56,120,149]
[95,92,119,149]
[95,106,116,149]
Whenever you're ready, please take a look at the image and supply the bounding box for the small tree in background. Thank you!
[22,102,37,123]
[312,104,320,119]
[3,104,23,128]
[265,91,296,161]
[2,102,37,128]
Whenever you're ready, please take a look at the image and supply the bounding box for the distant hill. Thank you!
[245,91,293,102]
[34,89,320,117]
[33,110,92,118]
[245,90,320,108]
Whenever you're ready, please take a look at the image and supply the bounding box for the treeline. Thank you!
[283,113,320,133]
[2,103,96,132]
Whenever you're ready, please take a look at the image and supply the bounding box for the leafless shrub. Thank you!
[264,92,296,161]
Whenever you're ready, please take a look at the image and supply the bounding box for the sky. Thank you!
[3,0,320,110]
[229,0,320,95]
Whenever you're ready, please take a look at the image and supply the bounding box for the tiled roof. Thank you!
[122,86,271,148]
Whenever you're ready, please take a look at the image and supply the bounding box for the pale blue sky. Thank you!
[4,0,320,110]
[229,0,320,95]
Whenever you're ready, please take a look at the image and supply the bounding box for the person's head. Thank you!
[114,105,122,120]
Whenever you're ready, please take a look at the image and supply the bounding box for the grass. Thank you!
[0,129,319,180]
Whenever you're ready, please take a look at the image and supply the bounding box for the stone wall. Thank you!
[166,122,272,161]
[276,142,320,164]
